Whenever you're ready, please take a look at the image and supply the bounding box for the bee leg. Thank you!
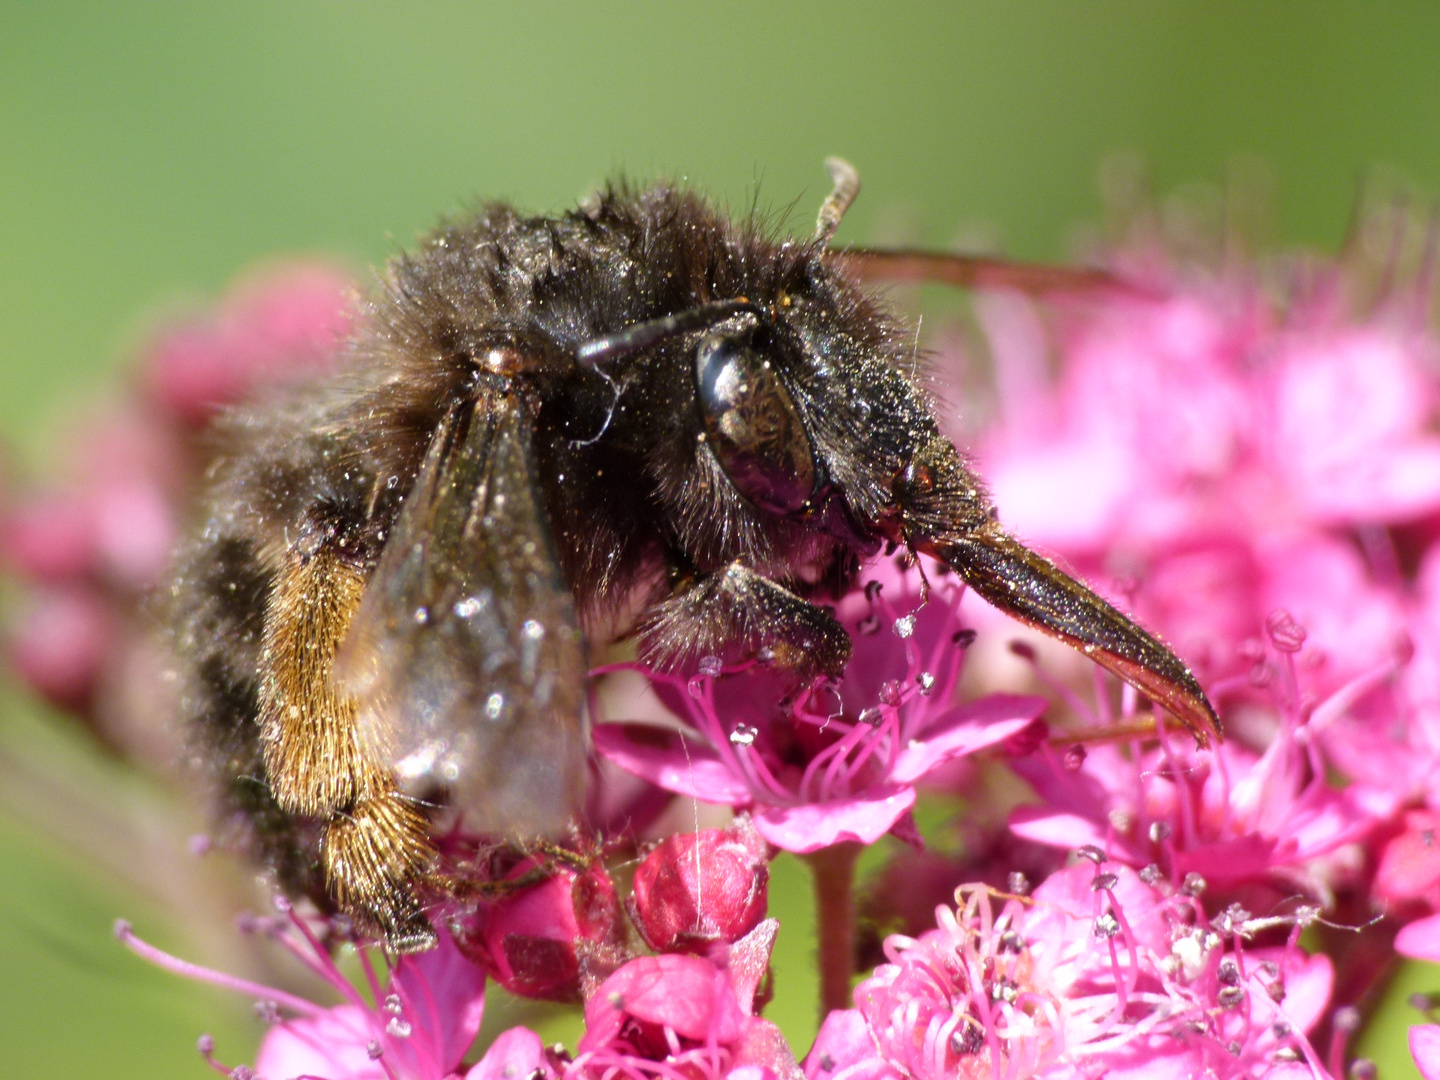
[258,539,437,951]
[644,560,852,679]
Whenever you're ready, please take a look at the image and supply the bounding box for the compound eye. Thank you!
[694,330,817,515]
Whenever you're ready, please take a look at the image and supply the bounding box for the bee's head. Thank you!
[574,162,1219,745]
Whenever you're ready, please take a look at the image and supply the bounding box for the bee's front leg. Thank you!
[643,560,852,679]
[258,534,437,952]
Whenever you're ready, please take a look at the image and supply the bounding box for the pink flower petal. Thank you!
[803,1009,895,1080]
[592,722,752,805]
[1008,807,1119,857]
[255,1004,385,1080]
[1170,835,1281,887]
[731,1018,804,1080]
[1413,1024,1440,1080]
[1248,946,1332,1034]
[1398,914,1440,963]
[7,586,112,707]
[0,496,94,581]
[890,694,1047,783]
[582,954,742,1046]
[466,1027,555,1080]
[753,787,916,853]
[727,919,779,1011]
[391,931,486,1071]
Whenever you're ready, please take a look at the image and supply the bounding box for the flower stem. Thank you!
[804,841,862,1018]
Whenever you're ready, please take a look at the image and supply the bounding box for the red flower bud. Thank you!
[456,858,623,1003]
[629,817,769,954]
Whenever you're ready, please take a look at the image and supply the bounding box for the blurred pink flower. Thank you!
[1396,911,1440,963]
[1376,811,1440,913]
[1,260,354,751]
[141,261,355,425]
[1413,1024,1440,1080]
[970,278,1440,703]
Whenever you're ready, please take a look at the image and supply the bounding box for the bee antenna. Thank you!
[815,157,861,246]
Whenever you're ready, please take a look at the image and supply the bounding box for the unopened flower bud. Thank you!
[629,817,769,954]
[456,857,623,1003]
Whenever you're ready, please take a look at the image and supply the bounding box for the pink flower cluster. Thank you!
[593,561,1045,855]
[813,863,1334,1080]
[16,196,1440,1079]
[118,821,797,1080]
[0,263,353,762]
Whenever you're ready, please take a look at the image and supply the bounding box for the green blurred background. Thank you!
[3,3,1440,1076]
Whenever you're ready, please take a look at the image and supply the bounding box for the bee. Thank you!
[169,160,1218,952]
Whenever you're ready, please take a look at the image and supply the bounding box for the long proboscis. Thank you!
[923,524,1221,747]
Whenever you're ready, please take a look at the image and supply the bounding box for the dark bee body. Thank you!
[170,167,1218,951]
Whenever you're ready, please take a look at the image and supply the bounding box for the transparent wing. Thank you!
[337,389,586,833]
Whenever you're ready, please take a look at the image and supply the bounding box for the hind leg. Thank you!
[258,537,436,951]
